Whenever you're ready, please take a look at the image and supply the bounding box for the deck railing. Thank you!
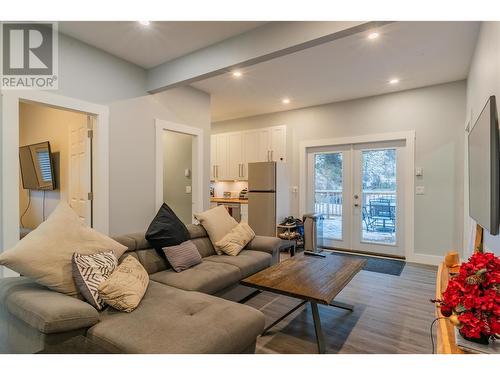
[314,190,396,219]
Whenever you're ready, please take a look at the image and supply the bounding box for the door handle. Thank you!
[354,203,359,207]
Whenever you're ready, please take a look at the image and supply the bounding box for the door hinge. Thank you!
[87,129,93,139]
[88,192,94,200]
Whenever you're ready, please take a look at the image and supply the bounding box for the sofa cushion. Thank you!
[0,277,99,334]
[87,281,265,353]
[98,256,149,313]
[163,240,202,272]
[145,203,190,252]
[214,222,256,256]
[149,261,241,294]
[204,250,271,278]
[72,251,118,310]
[194,205,238,255]
[0,202,127,297]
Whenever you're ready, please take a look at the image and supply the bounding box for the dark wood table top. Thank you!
[241,253,366,305]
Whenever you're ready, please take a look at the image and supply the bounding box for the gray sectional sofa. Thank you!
[0,224,282,354]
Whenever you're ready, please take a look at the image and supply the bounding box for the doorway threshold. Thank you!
[320,246,406,261]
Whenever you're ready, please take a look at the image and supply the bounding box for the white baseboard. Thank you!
[407,253,443,266]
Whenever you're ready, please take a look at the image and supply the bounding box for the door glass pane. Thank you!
[361,149,396,245]
[314,153,343,240]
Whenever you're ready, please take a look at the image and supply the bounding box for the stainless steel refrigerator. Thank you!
[248,162,289,237]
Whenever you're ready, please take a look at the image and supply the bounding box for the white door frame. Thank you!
[155,119,204,221]
[299,131,418,263]
[1,90,110,274]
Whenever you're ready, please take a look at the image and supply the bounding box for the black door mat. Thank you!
[328,251,406,276]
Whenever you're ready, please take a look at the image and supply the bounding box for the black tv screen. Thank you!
[19,141,56,191]
[468,96,500,235]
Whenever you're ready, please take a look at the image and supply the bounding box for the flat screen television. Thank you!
[19,141,56,190]
[468,95,500,235]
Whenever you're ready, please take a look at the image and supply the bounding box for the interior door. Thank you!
[307,145,352,249]
[351,141,405,257]
[69,115,92,226]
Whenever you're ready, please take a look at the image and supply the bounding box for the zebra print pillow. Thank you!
[72,251,118,310]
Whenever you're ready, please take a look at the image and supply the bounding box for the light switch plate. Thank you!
[185,186,192,194]
[415,167,423,176]
[415,186,425,195]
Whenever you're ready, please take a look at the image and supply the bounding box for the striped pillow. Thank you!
[72,251,118,310]
[162,240,202,272]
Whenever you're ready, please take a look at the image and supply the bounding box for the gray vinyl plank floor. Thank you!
[245,259,437,354]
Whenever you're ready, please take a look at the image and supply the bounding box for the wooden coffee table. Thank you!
[241,252,366,353]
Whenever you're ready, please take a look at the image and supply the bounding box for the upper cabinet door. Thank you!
[210,134,217,180]
[270,126,286,162]
[228,132,244,180]
[258,128,272,162]
[215,133,229,180]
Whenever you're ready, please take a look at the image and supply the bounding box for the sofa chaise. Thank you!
[0,224,281,354]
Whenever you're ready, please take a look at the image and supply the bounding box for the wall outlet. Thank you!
[415,186,425,195]
[185,186,192,194]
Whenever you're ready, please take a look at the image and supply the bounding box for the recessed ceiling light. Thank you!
[282,98,290,104]
[232,71,242,78]
[368,32,379,40]
[389,78,400,84]
[138,21,151,26]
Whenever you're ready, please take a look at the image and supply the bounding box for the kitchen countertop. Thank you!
[210,197,248,204]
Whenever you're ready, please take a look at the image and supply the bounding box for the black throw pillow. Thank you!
[145,203,190,252]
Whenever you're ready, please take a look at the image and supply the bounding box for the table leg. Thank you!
[261,300,307,336]
[290,243,296,257]
[329,300,354,311]
[310,302,326,354]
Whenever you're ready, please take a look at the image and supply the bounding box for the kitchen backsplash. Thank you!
[211,181,248,198]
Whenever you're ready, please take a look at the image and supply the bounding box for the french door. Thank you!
[307,140,405,257]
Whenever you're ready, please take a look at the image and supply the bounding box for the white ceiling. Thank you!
[191,21,480,122]
[59,21,266,68]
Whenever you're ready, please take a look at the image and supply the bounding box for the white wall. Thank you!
[54,33,147,103]
[19,102,87,229]
[465,22,500,256]
[213,81,466,258]
[108,86,211,235]
[163,130,193,225]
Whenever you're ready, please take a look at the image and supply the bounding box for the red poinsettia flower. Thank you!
[438,252,500,339]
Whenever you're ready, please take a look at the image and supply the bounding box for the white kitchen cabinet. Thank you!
[228,132,245,180]
[211,125,286,181]
[210,135,217,180]
[211,133,229,180]
[270,126,286,162]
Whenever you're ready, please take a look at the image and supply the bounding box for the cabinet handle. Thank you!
[216,165,218,178]
[239,164,242,178]
[241,164,244,177]
[267,150,270,161]
[271,150,274,161]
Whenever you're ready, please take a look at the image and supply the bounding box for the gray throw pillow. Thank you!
[72,251,118,310]
[162,240,202,272]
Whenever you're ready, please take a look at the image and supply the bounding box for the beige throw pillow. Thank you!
[98,256,149,312]
[214,222,256,256]
[0,201,127,296]
[194,205,238,255]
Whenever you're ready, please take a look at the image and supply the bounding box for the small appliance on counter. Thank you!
[239,188,248,200]
[223,191,232,198]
